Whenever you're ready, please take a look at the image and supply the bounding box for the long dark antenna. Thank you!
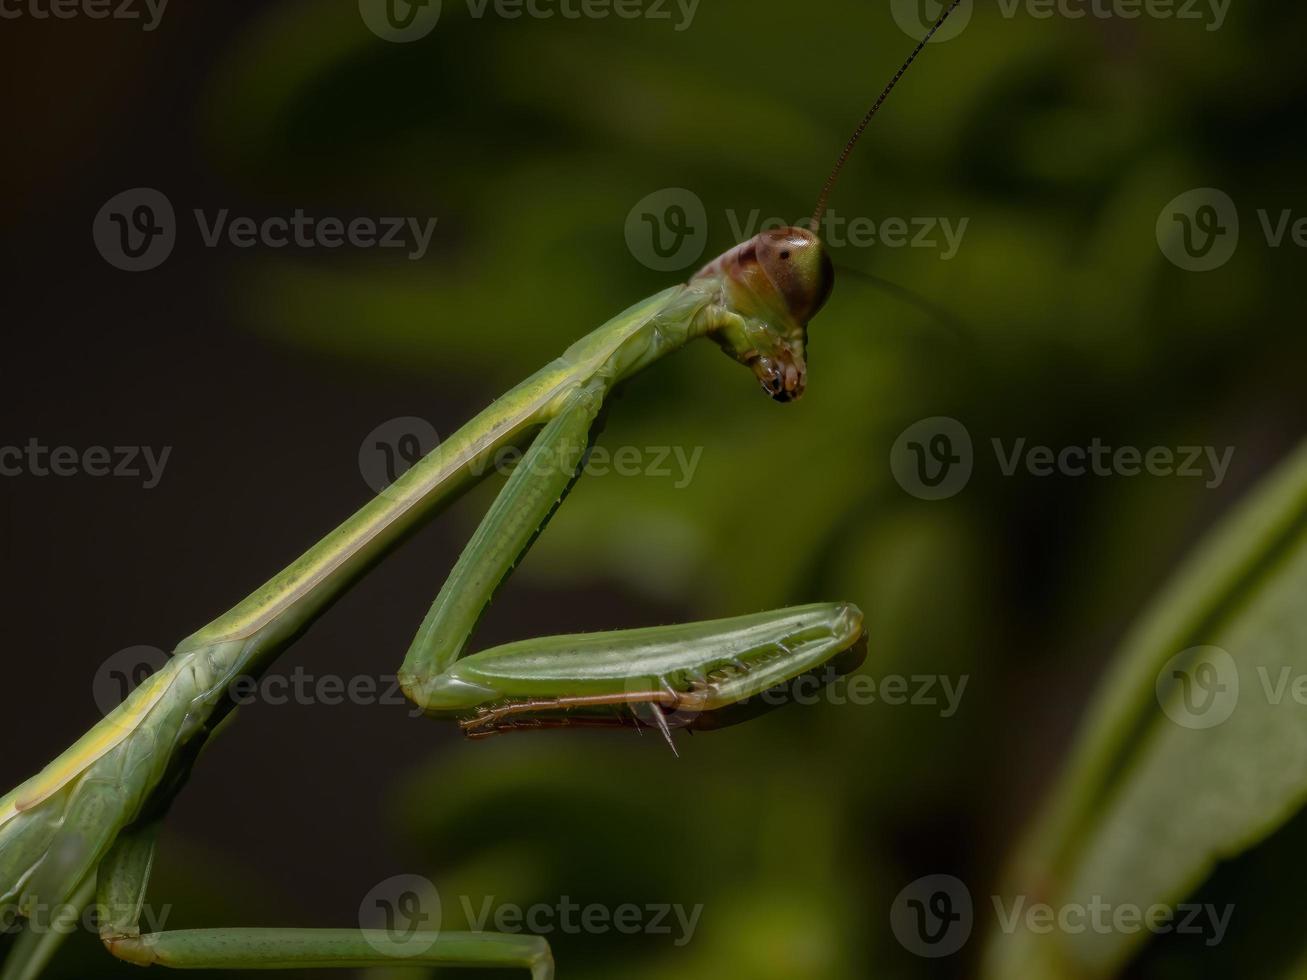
[810,0,964,231]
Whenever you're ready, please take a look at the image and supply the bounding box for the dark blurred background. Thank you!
[2,1,1306,977]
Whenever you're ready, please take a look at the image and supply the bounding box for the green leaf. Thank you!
[985,441,1307,978]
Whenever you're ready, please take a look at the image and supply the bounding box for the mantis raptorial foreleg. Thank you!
[398,380,609,701]
[394,377,866,744]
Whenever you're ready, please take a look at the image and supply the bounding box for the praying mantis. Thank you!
[0,3,964,977]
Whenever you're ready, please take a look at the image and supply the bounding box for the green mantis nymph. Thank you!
[0,4,963,977]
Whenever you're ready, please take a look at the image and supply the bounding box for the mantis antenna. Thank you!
[810,0,966,230]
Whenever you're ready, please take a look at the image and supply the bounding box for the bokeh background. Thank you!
[3,1,1307,977]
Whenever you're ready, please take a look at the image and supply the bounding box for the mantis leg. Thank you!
[105,929,552,977]
[398,380,609,705]
[96,821,554,978]
[424,602,867,740]
[391,381,866,738]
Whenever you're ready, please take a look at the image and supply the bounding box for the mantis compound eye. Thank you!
[754,227,835,326]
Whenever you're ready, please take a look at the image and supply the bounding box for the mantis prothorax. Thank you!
[0,3,963,976]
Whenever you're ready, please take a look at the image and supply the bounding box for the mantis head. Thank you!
[695,0,962,403]
[696,225,834,403]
